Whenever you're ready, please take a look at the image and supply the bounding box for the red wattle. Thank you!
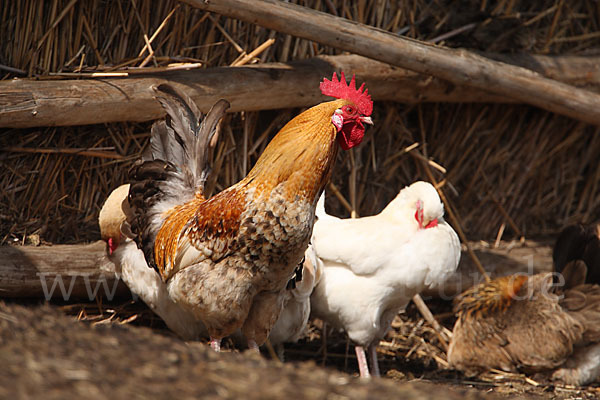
[425,219,438,229]
[338,121,365,150]
[108,238,117,255]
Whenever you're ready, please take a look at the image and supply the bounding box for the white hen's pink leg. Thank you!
[210,338,221,352]
[368,343,380,377]
[355,345,371,378]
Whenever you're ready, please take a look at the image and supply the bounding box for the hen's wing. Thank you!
[311,212,417,276]
[128,84,230,271]
[398,221,460,289]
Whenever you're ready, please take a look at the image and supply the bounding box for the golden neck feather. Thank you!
[241,99,349,201]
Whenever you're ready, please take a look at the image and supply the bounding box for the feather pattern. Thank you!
[448,261,600,385]
[128,86,230,270]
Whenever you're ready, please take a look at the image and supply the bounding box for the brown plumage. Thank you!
[448,261,600,385]
[128,75,373,350]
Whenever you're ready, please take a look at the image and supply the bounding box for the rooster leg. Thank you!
[367,343,381,377]
[355,345,371,378]
[210,338,221,352]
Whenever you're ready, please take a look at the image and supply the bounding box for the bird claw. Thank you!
[210,338,221,352]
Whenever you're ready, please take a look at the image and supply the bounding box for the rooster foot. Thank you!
[210,338,221,352]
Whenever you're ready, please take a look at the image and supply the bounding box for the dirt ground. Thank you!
[1,241,600,399]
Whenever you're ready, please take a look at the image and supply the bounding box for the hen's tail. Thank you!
[127,84,230,269]
[315,191,333,221]
[553,223,600,285]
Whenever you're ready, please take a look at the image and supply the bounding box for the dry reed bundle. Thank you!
[1,0,600,243]
[2,100,598,244]
[330,102,600,239]
[2,0,600,78]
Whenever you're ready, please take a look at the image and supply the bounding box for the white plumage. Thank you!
[310,181,461,377]
[268,244,323,356]
[99,184,207,341]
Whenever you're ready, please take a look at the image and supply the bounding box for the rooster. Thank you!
[309,181,461,377]
[99,184,320,346]
[128,74,373,351]
[553,223,600,284]
[447,261,600,386]
[99,184,207,340]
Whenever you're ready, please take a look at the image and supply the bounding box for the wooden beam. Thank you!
[0,55,505,129]
[179,0,600,126]
[1,53,599,129]
[0,240,553,301]
[0,241,130,300]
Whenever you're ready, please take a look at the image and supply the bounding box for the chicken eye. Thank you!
[344,106,355,114]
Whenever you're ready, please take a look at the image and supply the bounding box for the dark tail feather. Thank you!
[194,99,230,194]
[127,85,230,270]
[151,84,230,193]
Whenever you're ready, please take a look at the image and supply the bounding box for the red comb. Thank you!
[320,72,372,116]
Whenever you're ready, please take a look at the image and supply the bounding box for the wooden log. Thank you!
[0,55,506,129]
[0,241,130,300]
[0,240,551,301]
[179,0,600,126]
[1,53,599,129]
[488,53,600,90]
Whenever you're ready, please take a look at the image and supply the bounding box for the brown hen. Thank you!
[448,261,600,385]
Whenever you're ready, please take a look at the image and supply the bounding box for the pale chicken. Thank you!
[99,184,207,340]
[268,244,323,356]
[310,181,461,377]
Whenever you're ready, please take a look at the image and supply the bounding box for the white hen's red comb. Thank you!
[320,72,373,117]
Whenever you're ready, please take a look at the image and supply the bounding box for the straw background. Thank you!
[1,0,599,244]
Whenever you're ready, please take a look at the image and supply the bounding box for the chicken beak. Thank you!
[360,116,373,125]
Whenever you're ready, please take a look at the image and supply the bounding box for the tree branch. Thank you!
[1,53,599,129]
[179,0,600,126]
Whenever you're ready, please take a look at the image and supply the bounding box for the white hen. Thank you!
[99,184,207,340]
[310,181,461,378]
[268,244,323,357]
